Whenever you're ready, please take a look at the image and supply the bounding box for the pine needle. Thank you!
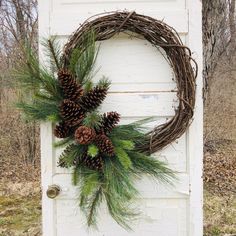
[16,100,59,122]
[14,44,62,101]
[128,151,177,185]
[97,76,111,90]
[82,111,102,129]
[86,186,103,227]
[83,80,94,93]
[102,158,139,230]
[114,147,132,169]
[73,167,80,185]
[87,145,99,157]
[69,30,98,84]
[53,137,74,148]
[41,36,62,72]
[58,144,86,169]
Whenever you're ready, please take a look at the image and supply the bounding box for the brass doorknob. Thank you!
[46,185,61,199]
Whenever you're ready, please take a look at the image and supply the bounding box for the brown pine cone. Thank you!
[58,158,67,168]
[58,69,83,101]
[74,126,96,145]
[99,111,120,134]
[82,153,103,171]
[58,144,76,168]
[54,122,72,138]
[79,86,108,111]
[95,134,115,156]
[60,99,84,126]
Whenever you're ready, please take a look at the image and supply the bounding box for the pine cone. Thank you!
[54,122,72,138]
[58,69,83,101]
[58,158,67,168]
[58,144,76,168]
[74,126,96,145]
[99,112,120,134]
[79,86,108,111]
[95,134,114,156]
[60,99,84,126]
[82,153,103,171]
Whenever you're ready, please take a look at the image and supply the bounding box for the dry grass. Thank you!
[204,54,236,143]
[0,89,41,235]
[0,89,40,183]
[204,191,236,236]
[203,141,236,236]
[0,194,41,236]
[0,181,41,236]
[204,140,236,196]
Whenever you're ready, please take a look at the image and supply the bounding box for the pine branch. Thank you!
[102,159,139,230]
[104,191,138,231]
[114,147,132,169]
[15,44,62,102]
[112,139,135,150]
[53,137,74,148]
[14,47,41,90]
[73,167,80,185]
[34,92,56,102]
[128,151,176,185]
[103,158,138,201]
[87,145,99,157]
[97,76,111,90]
[47,38,61,70]
[83,79,94,93]
[41,36,62,72]
[16,100,60,122]
[110,124,148,148]
[58,144,87,169]
[82,111,102,129]
[76,166,103,227]
[86,186,103,227]
[69,30,98,84]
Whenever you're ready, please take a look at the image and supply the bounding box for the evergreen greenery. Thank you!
[16,31,176,231]
[87,144,99,157]
[41,36,62,72]
[53,137,74,148]
[114,146,133,169]
[16,100,60,122]
[82,111,102,129]
[68,30,97,84]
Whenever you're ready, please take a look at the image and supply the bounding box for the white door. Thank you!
[39,1,203,235]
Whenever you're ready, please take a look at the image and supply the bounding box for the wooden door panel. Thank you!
[55,198,188,236]
[39,0,203,235]
[50,10,188,36]
[51,34,187,92]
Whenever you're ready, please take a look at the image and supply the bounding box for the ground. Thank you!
[0,182,41,236]
[204,191,236,236]
[203,140,236,236]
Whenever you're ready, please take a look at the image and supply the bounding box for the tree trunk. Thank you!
[202,0,229,96]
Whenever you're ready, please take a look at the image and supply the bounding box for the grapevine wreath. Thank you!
[17,11,197,230]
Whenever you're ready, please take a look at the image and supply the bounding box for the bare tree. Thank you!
[229,0,236,44]
[0,0,38,60]
[202,0,236,98]
[0,0,38,164]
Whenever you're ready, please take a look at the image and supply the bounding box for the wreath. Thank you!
[17,11,197,230]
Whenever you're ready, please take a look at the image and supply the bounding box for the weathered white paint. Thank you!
[187,1,203,235]
[39,0,203,235]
